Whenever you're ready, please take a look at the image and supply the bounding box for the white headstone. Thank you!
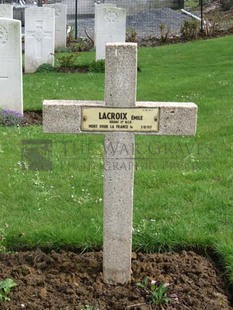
[0,18,23,114]
[44,4,67,49]
[43,43,198,285]
[0,4,13,18]
[95,4,126,60]
[24,7,55,73]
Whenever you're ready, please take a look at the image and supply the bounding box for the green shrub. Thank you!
[126,28,138,42]
[70,39,94,52]
[56,53,80,68]
[36,63,56,73]
[159,23,171,43]
[220,0,233,10]
[181,19,200,40]
[89,60,105,73]
[66,25,94,52]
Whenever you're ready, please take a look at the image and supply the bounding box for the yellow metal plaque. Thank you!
[81,107,159,132]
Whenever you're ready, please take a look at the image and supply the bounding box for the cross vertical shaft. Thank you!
[103,43,137,284]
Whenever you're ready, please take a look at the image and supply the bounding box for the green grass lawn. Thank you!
[0,36,233,282]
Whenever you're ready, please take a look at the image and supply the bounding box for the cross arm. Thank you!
[136,101,197,136]
[43,100,104,134]
[43,100,197,136]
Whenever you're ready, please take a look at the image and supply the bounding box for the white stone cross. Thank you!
[43,43,198,285]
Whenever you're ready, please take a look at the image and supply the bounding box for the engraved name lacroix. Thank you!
[99,112,128,120]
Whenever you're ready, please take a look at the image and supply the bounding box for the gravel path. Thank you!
[69,8,190,39]
[127,8,190,37]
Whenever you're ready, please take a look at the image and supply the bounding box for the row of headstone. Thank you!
[24,3,126,63]
[0,3,67,74]
[1,2,125,114]
[0,3,67,50]
[18,2,127,63]
[0,4,67,114]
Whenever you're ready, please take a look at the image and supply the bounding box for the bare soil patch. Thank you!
[0,249,232,309]
[22,111,43,126]
[56,66,90,74]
